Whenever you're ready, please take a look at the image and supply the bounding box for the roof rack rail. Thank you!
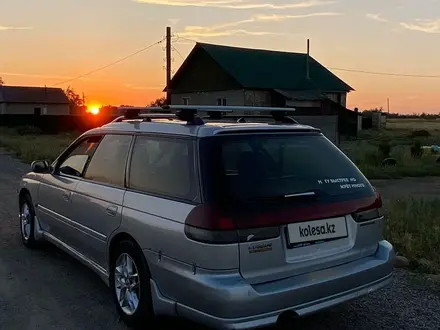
[231,114,298,124]
[111,113,176,123]
[115,105,296,126]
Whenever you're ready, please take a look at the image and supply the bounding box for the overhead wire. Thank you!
[52,38,166,86]
[327,67,440,79]
[172,45,185,61]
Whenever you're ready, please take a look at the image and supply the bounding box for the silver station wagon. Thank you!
[18,106,395,330]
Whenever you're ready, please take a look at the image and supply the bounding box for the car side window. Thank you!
[57,135,103,177]
[128,136,196,200]
[83,134,133,187]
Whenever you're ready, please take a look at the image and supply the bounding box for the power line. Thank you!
[172,45,185,60]
[172,34,198,44]
[329,67,440,79]
[53,38,165,87]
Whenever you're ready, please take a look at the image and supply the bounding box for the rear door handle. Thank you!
[62,191,71,201]
[106,205,118,217]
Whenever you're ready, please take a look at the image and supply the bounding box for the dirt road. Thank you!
[1,150,440,330]
[372,177,440,200]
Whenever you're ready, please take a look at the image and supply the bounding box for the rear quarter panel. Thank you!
[119,191,239,270]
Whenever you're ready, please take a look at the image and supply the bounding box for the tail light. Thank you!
[352,192,383,222]
[184,204,280,244]
[185,192,383,244]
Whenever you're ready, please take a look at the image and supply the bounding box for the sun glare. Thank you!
[89,105,100,115]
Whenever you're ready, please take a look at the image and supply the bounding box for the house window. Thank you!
[337,94,342,105]
[217,98,227,106]
[34,107,41,116]
[182,97,190,105]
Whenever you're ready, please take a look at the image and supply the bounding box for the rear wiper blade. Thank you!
[252,190,319,201]
[284,191,316,198]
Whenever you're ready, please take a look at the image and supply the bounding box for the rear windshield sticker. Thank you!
[317,177,365,190]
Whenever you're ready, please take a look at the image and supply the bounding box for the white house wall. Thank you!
[286,100,321,107]
[324,92,347,107]
[171,90,246,106]
[292,115,339,145]
[243,90,271,107]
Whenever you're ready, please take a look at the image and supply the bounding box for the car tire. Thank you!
[110,239,155,329]
[19,194,40,249]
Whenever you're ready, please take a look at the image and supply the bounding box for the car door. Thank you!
[68,134,133,268]
[36,135,103,246]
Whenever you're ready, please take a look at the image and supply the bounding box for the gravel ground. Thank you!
[1,149,440,330]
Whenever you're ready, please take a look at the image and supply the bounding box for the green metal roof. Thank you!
[196,43,353,92]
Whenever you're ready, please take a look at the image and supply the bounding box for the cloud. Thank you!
[179,29,279,37]
[134,0,335,10]
[178,12,341,38]
[400,18,440,34]
[366,13,388,23]
[2,72,77,80]
[253,12,341,21]
[0,25,32,31]
[168,18,180,25]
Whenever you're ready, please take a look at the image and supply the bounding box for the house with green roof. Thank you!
[166,43,361,143]
[166,42,354,112]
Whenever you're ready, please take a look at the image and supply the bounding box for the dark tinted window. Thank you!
[129,136,196,200]
[84,134,132,186]
[200,133,374,203]
[58,135,102,177]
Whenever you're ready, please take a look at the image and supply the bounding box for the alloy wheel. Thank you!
[114,253,141,316]
[20,203,31,241]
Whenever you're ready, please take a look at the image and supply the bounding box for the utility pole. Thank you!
[166,26,172,105]
[306,39,310,80]
[387,97,390,114]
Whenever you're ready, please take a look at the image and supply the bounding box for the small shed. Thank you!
[0,86,70,116]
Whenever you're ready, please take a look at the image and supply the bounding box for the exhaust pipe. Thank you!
[277,311,298,327]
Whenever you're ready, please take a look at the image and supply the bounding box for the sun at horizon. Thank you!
[88,105,101,115]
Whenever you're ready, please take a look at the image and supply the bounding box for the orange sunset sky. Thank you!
[1,0,440,113]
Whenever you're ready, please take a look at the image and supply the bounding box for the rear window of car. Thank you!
[199,133,375,204]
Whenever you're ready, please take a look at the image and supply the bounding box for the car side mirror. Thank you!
[31,160,51,173]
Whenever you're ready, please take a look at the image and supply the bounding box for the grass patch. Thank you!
[342,128,440,179]
[344,140,440,179]
[387,118,440,131]
[0,127,77,163]
[385,197,440,274]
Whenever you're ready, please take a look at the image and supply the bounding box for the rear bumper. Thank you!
[150,240,395,330]
[178,272,392,330]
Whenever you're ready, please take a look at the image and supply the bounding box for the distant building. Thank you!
[0,86,70,115]
[166,42,360,142]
